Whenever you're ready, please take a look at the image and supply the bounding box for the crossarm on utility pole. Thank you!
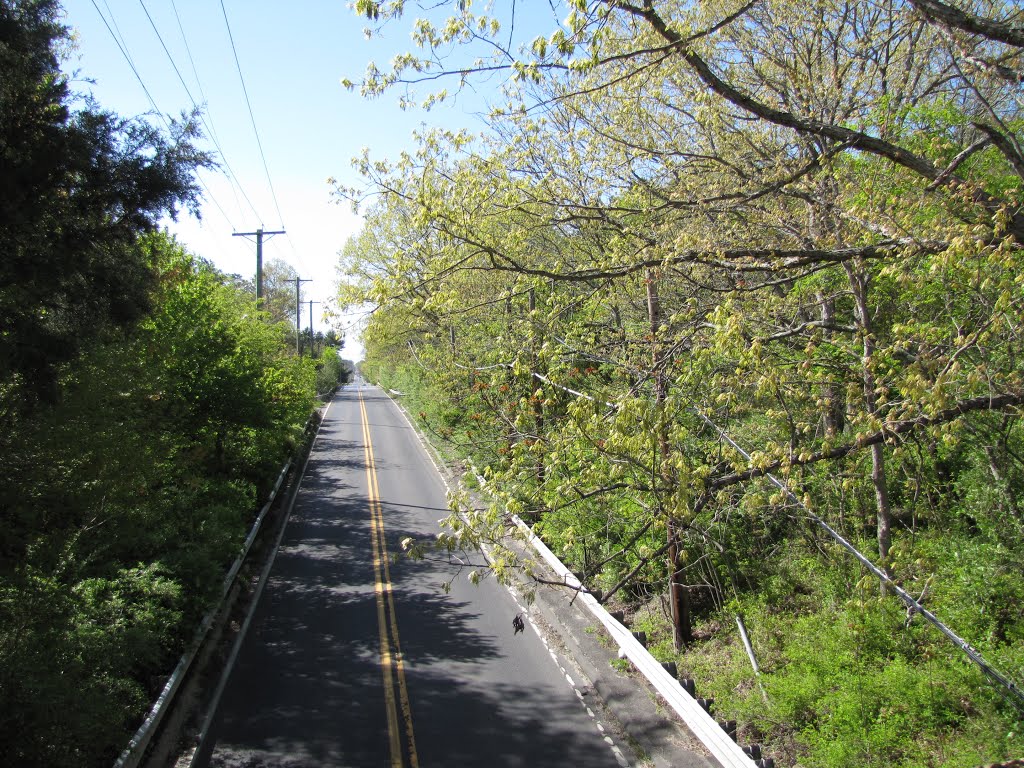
[233,227,285,303]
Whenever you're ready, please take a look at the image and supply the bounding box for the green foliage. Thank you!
[671,531,1024,768]
[0,4,320,765]
[1,563,182,766]
[0,0,211,408]
[0,235,318,767]
[340,0,1024,763]
[260,257,300,325]
[314,351,354,395]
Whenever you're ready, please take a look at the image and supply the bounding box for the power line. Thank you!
[138,0,263,225]
[194,169,237,233]
[136,1,197,107]
[169,0,264,227]
[89,0,241,234]
[136,1,306,280]
[168,0,257,229]
[89,0,162,118]
[170,0,212,135]
[218,0,286,228]
[100,0,135,72]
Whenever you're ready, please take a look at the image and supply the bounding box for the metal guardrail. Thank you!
[113,409,322,768]
[112,462,291,768]
[512,516,759,768]
[376,383,760,767]
[188,400,329,767]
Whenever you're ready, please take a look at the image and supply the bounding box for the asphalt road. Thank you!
[199,382,631,768]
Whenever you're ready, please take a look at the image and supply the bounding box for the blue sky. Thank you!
[59,0,518,359]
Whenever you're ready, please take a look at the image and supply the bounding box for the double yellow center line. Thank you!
[358,388,419,768]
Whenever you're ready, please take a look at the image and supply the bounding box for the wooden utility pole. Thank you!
[294,276,311,355]
[233,227,285,304]
[305,299,321,357]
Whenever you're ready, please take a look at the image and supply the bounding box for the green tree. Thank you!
[0,6,318,763]
[1,234,316,766]
[342,0,1024,585]
[340,1,1024,762]
[261,256,300,326]
[0,0,210,411]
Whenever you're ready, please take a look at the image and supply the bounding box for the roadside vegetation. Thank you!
[341,1,1024,765]
[0,2,348,764]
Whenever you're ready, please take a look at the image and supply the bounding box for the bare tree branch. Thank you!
[706,391,1024,493]
[909,0,1024,48]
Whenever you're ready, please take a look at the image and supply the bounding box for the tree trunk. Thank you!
[845,261,893,585]
[529,287,546,491]
[818,291,845,439]
[647,269,691,649]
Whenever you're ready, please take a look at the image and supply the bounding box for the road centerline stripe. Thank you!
[359,387,419,768]
[361,395,402,767]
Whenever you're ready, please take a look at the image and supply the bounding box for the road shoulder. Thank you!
[513,560,718,768]
[383,386,720,768]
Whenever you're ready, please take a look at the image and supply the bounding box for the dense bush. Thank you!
[315,350,354,395]
[0,236,317,766]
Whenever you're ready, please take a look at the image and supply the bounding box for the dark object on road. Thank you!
[513,614,525,635]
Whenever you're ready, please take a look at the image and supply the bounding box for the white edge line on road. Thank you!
[377,385,633,768]
[188,399,333,766]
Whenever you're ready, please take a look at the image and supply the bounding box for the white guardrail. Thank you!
[380,382,760,767]
[512,515,759,768]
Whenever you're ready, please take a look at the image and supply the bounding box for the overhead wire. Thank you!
[136,1,197,105]
[157,0,315,312]
[89,0,241,234]
[170,0,214,139]
[90,0,161,118]
[193,169,238,233]
[215,0,317,305]
[89,1,326,333]
[100,0,134,71]
[138,0,262,226]
[218,0,286,229]
[168,0,251,230]
[175,3,315,301]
